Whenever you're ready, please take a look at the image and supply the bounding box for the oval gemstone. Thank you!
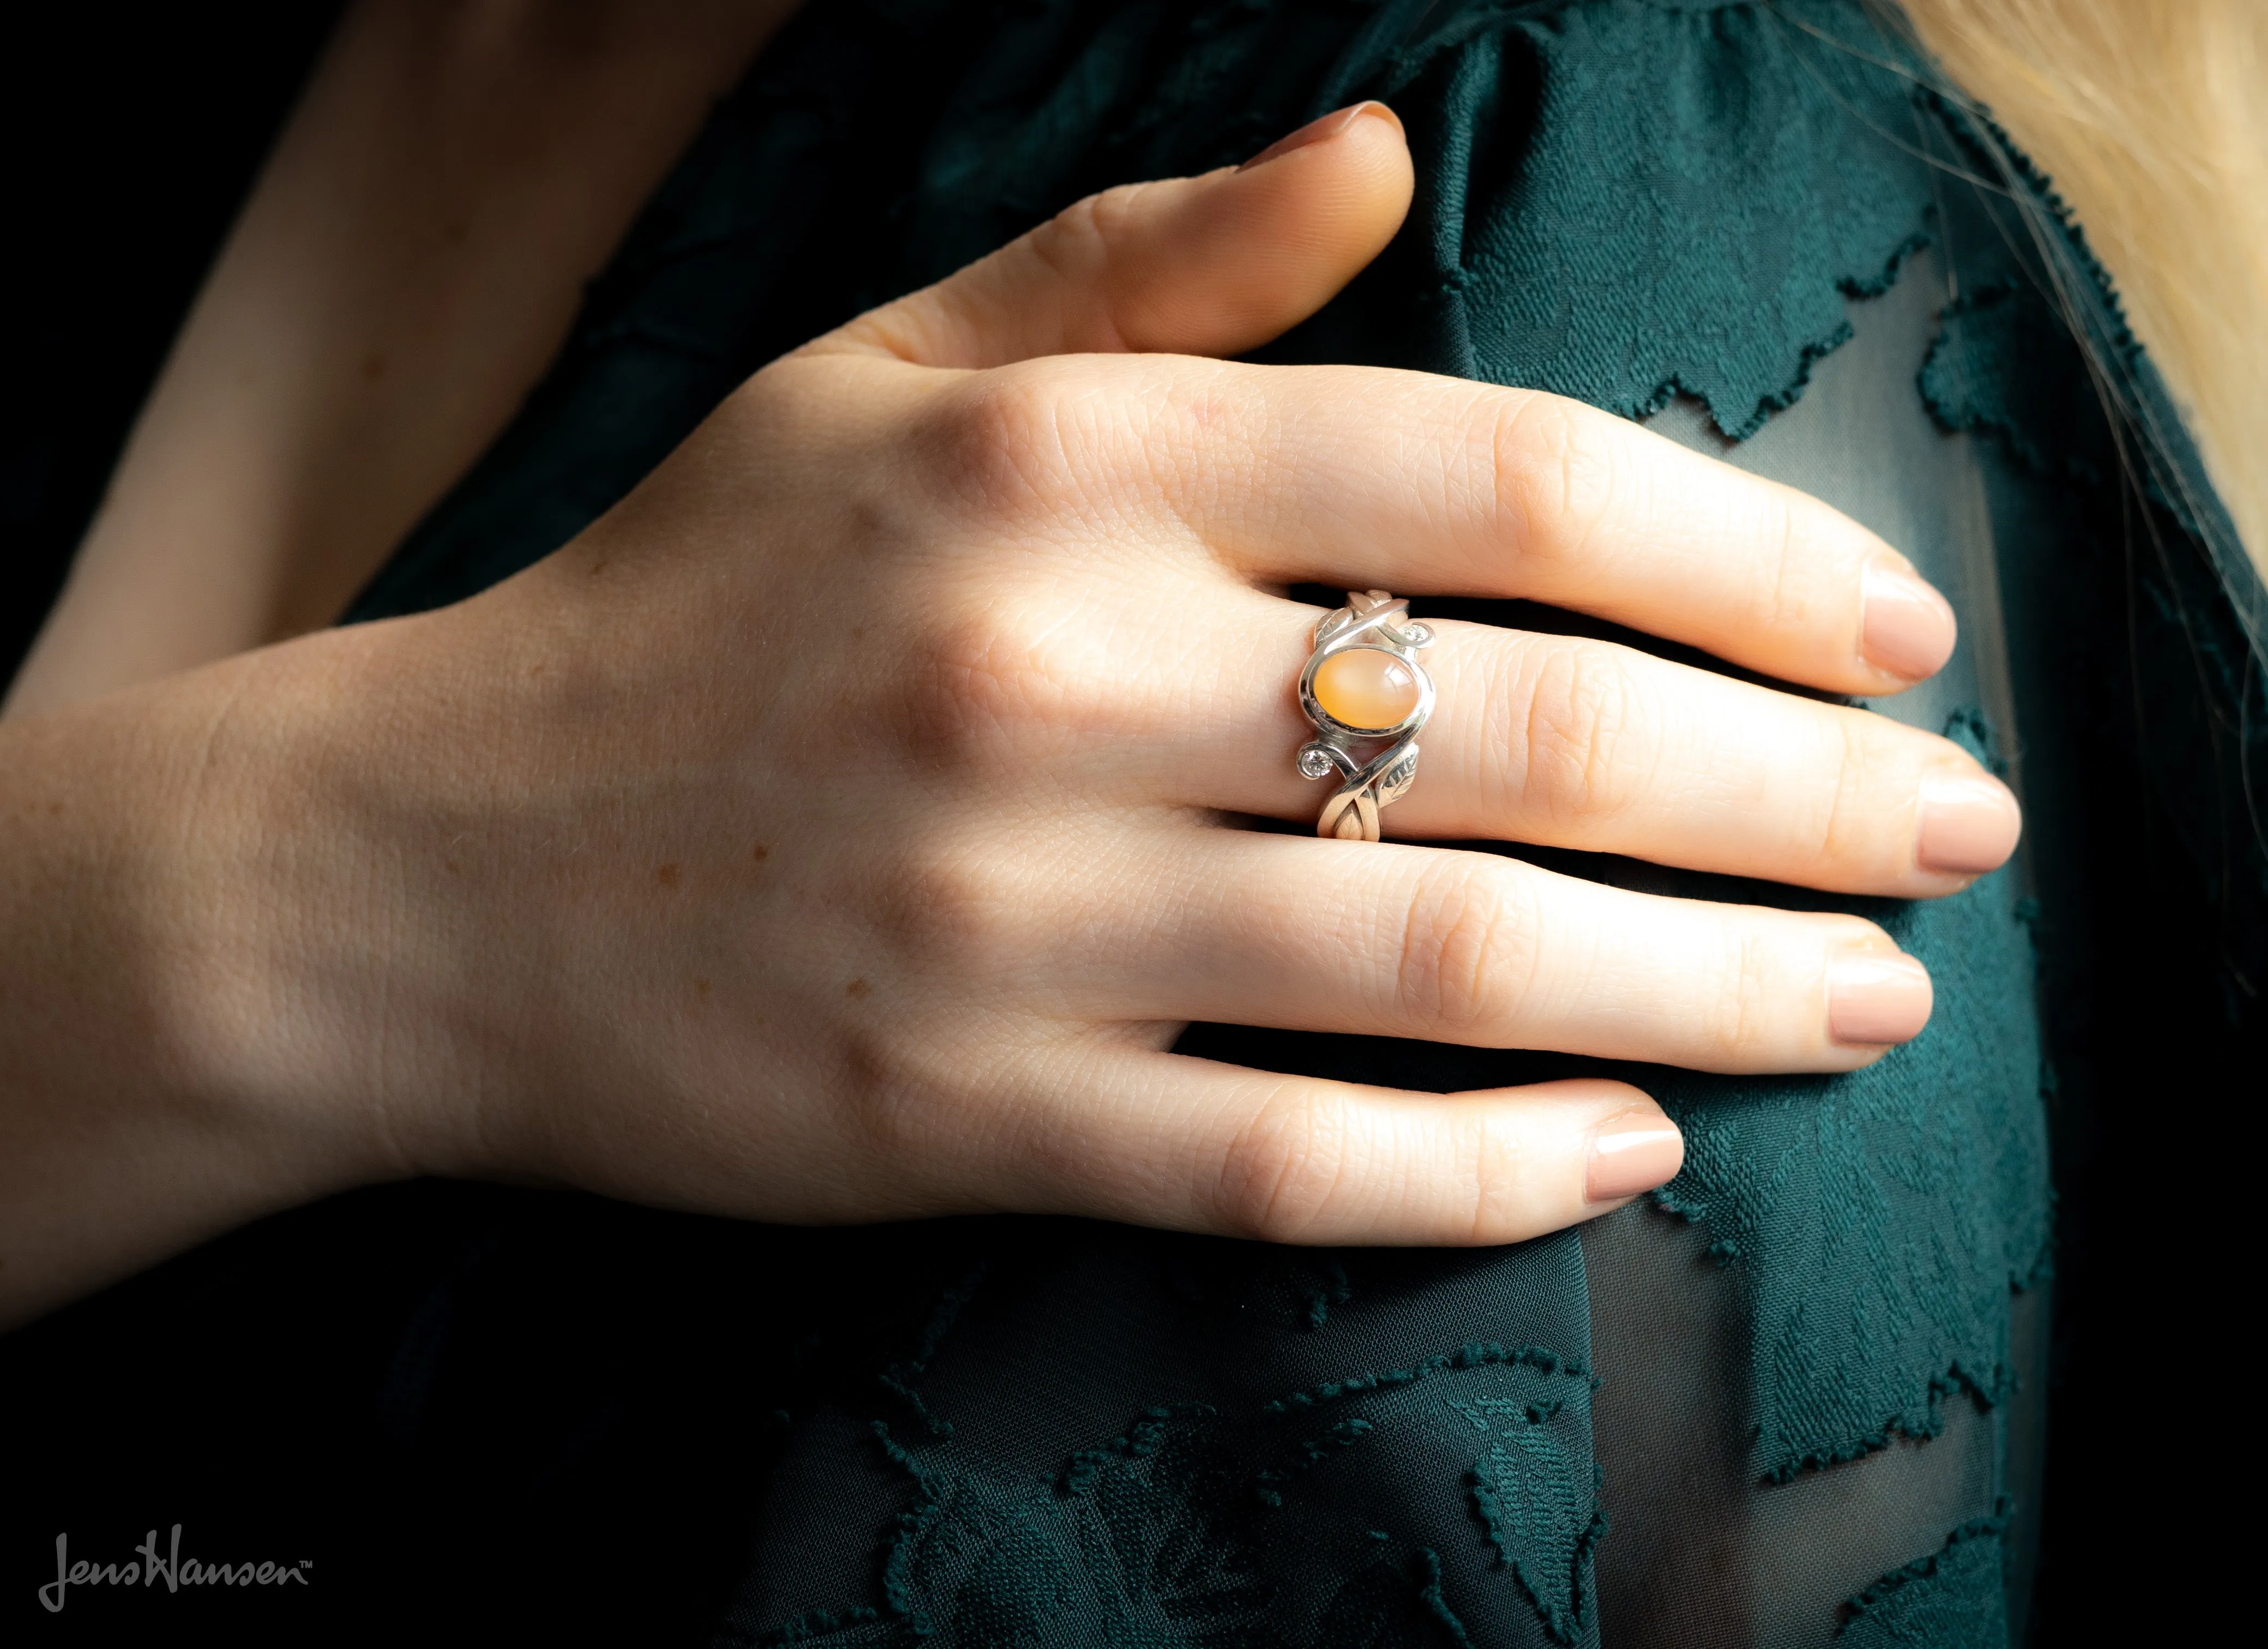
[1312,647,1420,731]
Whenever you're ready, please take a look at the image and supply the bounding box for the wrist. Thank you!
[143,633,447,1196]
[0,641,417,1322]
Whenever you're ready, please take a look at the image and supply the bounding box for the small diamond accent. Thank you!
[1401,622,1433,645]
[1296,747,1337,779]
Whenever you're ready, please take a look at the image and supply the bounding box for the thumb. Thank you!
[805,103,1413,369]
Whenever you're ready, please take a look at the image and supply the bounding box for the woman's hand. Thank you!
[0,105,2018,1324]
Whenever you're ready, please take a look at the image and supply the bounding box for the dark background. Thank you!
[0,5,2228,1644]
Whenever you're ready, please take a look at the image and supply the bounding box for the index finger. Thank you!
[1061,357,1956,696]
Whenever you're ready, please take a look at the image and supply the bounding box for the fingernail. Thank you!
[1827,953,1933,1046]
[1239,101,1397,171]
[1916,773,2022,875]
[1587,1108,1684,1203]
[1860,563,1957,682]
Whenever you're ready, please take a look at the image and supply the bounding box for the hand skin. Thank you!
[0,103,2020,1332]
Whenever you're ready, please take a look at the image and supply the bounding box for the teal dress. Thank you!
[8,2,2257,1644]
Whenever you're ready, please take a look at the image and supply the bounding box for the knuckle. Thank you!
[1462,1109,1530,1243]
[827,993,986,1178]
[916,362,1084,521]
[1702,927,1781,1065]
[1395,862,1540,1039]
[1213,1087,1359,1243]
[835,1039,942,1171]
[1492,393,1619,572]
[1024,184,1151,325]
[1839,914,1896,951]
[876,831,1032,967]
[1075,180,1154,242]
[1811,714,1879,867]
[912,357,1156,536]
[900,601,1084,760]
[1742,486,1873,640]
[830,874,1040,1170]
[834,1038,1018,1215]
[1756,490,1812,632]
[1510,640,1655,827]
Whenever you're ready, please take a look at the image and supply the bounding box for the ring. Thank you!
[1294,589,1435,841]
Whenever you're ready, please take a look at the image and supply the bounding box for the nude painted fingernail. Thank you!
[1916,773,2022,875]
[1861,563,1958,682]
[1587,1108,1685,1203]
[1827,953,1933,1046]
[1239,101,1400,171]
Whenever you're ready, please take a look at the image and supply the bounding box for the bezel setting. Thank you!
[1293,591,1436,841]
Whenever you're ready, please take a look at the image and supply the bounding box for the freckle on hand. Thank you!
[752,844,770,862]
[656,863,681,888]
[845,978,870,999]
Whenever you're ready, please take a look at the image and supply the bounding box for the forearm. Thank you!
[5,0,800,719]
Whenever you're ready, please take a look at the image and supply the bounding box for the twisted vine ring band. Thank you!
[1295,589,1435,841]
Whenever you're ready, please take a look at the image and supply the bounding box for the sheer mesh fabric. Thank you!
[1585,248,2044,1646]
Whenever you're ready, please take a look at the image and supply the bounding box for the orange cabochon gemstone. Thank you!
[1312,647,1420,731]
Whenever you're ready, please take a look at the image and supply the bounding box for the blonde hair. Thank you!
[1899,0,2268,582]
